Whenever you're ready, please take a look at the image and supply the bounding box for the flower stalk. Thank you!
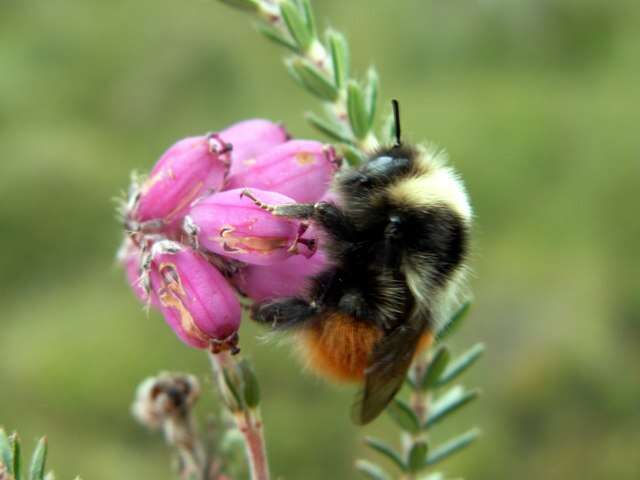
[208,352,270,480]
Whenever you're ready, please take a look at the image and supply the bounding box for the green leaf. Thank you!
[10,433,21,480]
[287,58,338,101]
[284,58,307,89]
[280,1,313,51]
[387,399,421,434]
[425,429,481,466]
[436,301,471,342]
[437,343,485,387]
[306,112,353,144]
[407,441,428,473]
[255,22,298,51]
[327,30,349,88]
[29,437,47,480]
[425,387,480,429]
[347,81,370,139]
[0,429,13,476]
[418,474,444,480]
[221,367,244,412]
[299,0,316,37]
[419,346,450,390]
[364,437,406,471]
[405,371,418,390]
[364,68,379,130]
[238,359,260,409]
[340,144,367,167]
[355,459,391,480]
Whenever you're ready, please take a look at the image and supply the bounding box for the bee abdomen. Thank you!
[297,313,382,382]
[295,313,434,383]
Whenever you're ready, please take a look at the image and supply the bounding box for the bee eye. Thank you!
[364,155,410,175]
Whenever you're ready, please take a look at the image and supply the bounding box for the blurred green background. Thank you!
[1,0,639,478]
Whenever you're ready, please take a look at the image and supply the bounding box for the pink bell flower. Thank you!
[232,248,329,302]
[129,135,229,232]
[184,188,316,266]
[148,241,241,352]
[217,119,290,176]
[225,140,338,203]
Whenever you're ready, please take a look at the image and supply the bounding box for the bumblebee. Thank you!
[244,101,472,424]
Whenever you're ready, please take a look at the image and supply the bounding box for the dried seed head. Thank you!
[131,372,201,429]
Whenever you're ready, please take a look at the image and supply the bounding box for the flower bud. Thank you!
[185,188,315,266]
[217,119,290,177]
[149,242,241,350]
[131,135,229,230]
[225,140,338,203]
[233,248,329,302]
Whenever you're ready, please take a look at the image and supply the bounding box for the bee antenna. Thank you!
[392,99,402,147]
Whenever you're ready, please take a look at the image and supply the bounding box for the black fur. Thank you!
[252,297,318,330]
[252,148,468,334]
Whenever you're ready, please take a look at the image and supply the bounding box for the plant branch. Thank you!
[208,351,270,480]
[219,0,381,153]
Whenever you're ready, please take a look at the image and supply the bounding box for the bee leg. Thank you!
[240,189,316,218]
[271,201,356,240]
[251,297,319,330]
[241,190,356,240]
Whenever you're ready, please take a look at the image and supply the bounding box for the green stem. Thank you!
[208,351,271,480]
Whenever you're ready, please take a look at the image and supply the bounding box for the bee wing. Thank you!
[351,322,426,425]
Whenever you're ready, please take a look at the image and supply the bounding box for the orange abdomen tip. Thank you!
[296,314,435,383]
[297,313,382,382]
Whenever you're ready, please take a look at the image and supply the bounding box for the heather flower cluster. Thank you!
[118,119,338,352]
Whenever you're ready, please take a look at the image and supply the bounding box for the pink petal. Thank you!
[186,188,315,266]
[149,244,241,349]
[133,135,228,227]
[225,140,338,203]
[232,248,329,302]
[217,119,290,177]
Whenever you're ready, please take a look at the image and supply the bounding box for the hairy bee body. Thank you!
[296,312,435,382]
[296,312,382,382]
[249,132,472,424]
